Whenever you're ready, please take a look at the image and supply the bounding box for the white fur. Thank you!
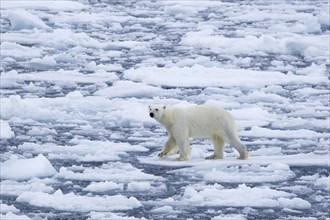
[149,104,249,161]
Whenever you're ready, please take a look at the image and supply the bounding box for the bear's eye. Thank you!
[155,108,158,111]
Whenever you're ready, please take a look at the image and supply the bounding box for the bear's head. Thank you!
[148,105,166,121]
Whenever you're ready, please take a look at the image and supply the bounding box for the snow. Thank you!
[0,154,57,180]
[0,0,329,219]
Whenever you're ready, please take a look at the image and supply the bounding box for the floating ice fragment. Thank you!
[0,120,15,139]
[8,9,51,31]
[180,184,311,209]
[0,204,19,213]
[16,190,142,212]
[83,181,124,192]
[0,212,31,220]
[0,154,57,180]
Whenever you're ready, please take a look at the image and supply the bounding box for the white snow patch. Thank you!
[0,154,57,180]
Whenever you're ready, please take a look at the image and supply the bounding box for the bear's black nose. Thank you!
[149,112,154,118]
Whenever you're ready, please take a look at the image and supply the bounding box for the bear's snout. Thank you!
[149,112,154,118]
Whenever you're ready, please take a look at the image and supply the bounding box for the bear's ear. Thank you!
[163,105,166,110]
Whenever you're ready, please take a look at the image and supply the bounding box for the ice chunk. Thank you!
[19,140,148,162]
[212,214,246,220]
[83,181,124,192]
[180,184,311,209]
[0,204,19,213]
[56,162,163,182]
[241,126,328,139]
[0,42,42,59]
[17,189,142,212]
[0,120,15,139]
[2,0,87,11]
[150,206,174,213]
[0,212,31,220]
[127,181,166,192]
[0,178,54,196]
[29,56,57,69]
[314,176,330,190]
[88,211,144,220]
[0,154,57,180]
[203,163,295,183]
[8,9,51,31]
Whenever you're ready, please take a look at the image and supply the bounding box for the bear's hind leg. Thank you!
[159,135,177,158]
[229,138,249,160]
[206,135,225,160]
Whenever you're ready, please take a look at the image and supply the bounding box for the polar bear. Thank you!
[149,104,249,161]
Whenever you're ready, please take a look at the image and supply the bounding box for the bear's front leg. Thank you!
[173,136,190,161]
[158,135,177,158]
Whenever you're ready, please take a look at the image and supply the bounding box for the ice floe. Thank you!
[0,120,15,139]
[0,154,56,180]
[17,190,142,212]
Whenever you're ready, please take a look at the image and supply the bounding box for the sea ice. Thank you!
[0,178,54,196]
[124,65,327,89]
[0,212,31,220]
[7,9,51,31]
[0,204,19,213]
[16,189,142,212]
[0,154,57,180]
[179,184,311,209]
[0,120,15,139]
[94,81,168,98]
[83,181,124,192]
[56,162,164,182]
